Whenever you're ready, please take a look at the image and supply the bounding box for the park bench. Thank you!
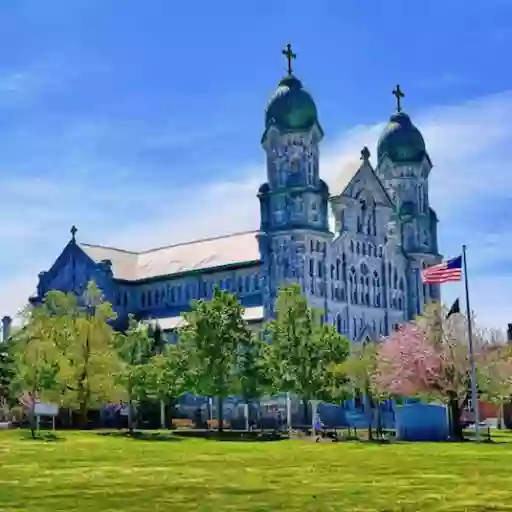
[207,419,231,430]
[172,418,194,429]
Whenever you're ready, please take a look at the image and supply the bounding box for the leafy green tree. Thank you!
[236,331,271,430]
[114,315,154,434]
[57,282,123,427]
[0,340,14,417]
[180,287,251,432]
[265,284,350,424]
[144,343,189,428]
[9,305,63,438]
[336,341,381,440]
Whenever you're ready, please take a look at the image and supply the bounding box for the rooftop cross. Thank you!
[70,225,78,241]
[282,43,296,75]
[392,84,405,112]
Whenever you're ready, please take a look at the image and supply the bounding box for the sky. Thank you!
[0,0,511,329]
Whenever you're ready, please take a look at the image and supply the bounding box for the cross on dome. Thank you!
[392,84,405,112]
[282,43,296,75]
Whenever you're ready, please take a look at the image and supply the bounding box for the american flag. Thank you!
[421,256,462,284]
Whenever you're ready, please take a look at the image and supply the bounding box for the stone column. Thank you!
[1,316,12,342]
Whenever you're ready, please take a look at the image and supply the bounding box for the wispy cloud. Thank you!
[1,90,511,330]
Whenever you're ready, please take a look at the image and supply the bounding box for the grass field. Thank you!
[1,430,512,511]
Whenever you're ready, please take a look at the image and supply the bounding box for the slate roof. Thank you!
[78,230,260,282]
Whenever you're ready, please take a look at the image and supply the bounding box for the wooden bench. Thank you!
[172,418,194,429]
[207,419,231,430]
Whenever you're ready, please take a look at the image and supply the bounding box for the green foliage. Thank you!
[115,315,154,400]
[0,340,14,406]
[265,284,350,404]
[56,282,122,418]
[180,287,252,430]
[10,301,64,402]
[180,287,251,399]
[144,343,189,405]
[236,331,271,402]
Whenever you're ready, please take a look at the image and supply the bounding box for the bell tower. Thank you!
[258,45,331,318]
[376,85,441,314]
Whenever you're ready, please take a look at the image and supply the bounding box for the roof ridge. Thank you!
[79,242,138,255]
[137,230,258,254]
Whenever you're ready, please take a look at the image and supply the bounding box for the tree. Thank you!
[265,284,350,426]
[144,343,189,428]
[0,340,14,418]
[373,303,487,440]
[57,282,123,427]
[114,315,154,434]
[478,340,512,429]
[336,341,381,440]
[9,305,63,438]
[236,331,271,430]
[147,321,168,428]
[180,287,250,432]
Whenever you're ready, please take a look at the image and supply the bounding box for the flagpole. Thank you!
[462,244,480,441]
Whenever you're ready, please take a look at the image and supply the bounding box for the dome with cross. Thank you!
[265,74,318,132]
[377,85,426,163]
[377,111,426,163]
[264,45,319,133]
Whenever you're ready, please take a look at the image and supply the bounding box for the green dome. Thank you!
[377,112,426,162]
[265,75,318,132]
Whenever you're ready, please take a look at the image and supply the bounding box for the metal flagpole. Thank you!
[462,245,480,441]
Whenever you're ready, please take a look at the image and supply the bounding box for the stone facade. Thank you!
[29,68,441,343]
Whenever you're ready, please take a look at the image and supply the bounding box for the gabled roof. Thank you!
[78,230,260,282]
[330,158,394,208]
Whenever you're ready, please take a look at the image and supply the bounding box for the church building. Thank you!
[29,46,441,343]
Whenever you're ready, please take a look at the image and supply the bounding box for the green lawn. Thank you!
[1,430,512,511]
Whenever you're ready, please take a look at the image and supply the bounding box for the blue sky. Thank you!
[0,0,511,329]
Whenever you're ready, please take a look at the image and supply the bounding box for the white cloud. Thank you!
[1,90,511,331]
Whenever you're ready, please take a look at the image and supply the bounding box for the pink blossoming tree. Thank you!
[373,303,494,440]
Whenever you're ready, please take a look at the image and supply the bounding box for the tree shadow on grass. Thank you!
[19,430,63,442]
[173,430,287,442]
[96,430,183,442]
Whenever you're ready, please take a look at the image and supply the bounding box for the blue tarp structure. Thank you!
[396,403,448,441]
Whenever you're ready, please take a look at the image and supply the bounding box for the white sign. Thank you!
[34,403,59,417]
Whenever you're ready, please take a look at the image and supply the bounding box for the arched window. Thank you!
[245,275,251,292]
[336,258,340,281]
[373,271,381,307]
[147,291,152,307]
[356,242,361,254]
[399,277,404,291]
[238,276,244,293]
[360,276,365,304]
[393,269,398,289]
[350,267,357,304]
[353,317,357,337]
[309,259,314,277]
[141,292,146,308]
[336,314,342,333]
[350,240,354,252]
[365,276,370,305]
[398,297,403,310]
